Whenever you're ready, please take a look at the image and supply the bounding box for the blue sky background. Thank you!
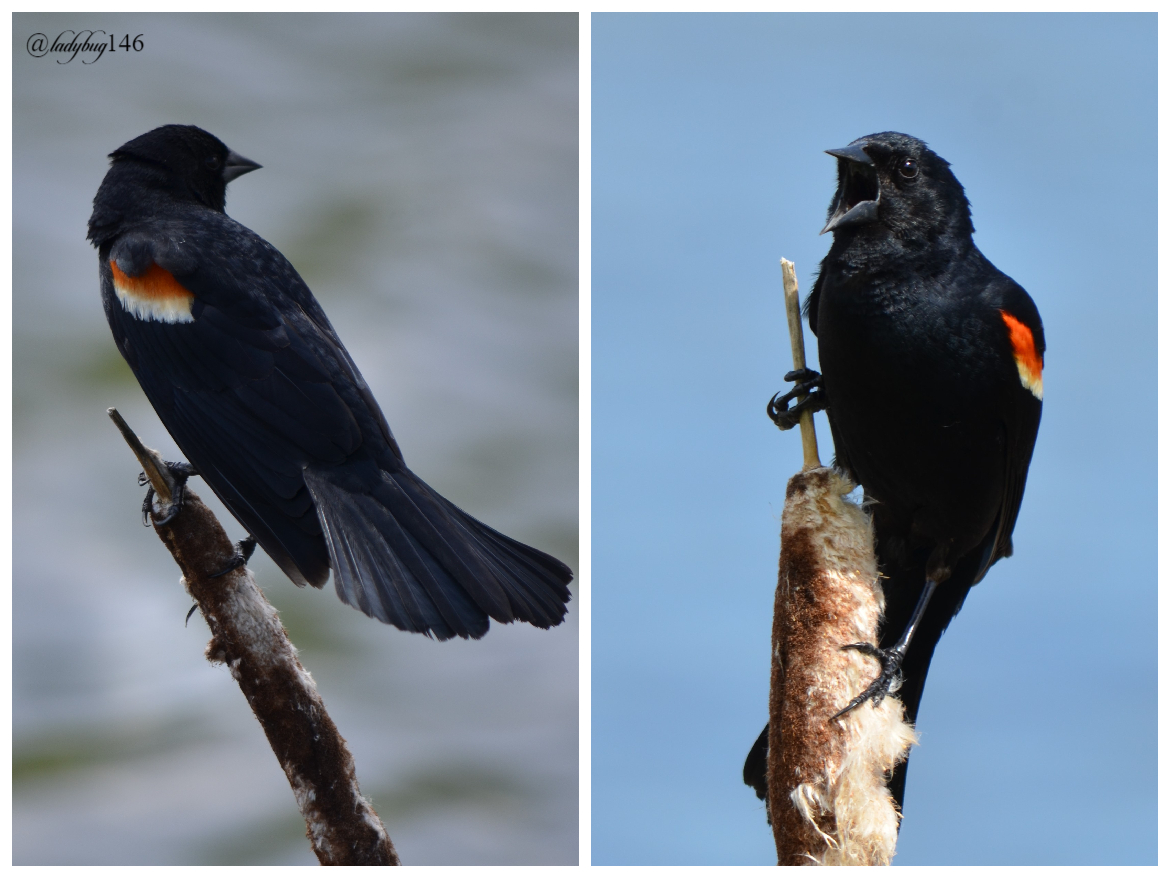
[592,13,1155,865]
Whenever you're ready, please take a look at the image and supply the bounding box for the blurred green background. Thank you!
[14,12,578,865]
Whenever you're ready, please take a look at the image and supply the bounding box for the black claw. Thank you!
[141,486,155,527]
[831,642,905,720]
[209,536,258,578]
[139,461,196,526]
[784,367,820,384]
[150,491,184,526]
[208,553,245,579]
[185,603,200,627]
[768,392,823,430]
[767,369,827,430]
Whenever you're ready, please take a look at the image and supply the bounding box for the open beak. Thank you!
[820,142,879,235]
[223,149,262,184]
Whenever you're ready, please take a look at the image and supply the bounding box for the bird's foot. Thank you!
[139,461,197,526]
[831,641,905,720]
[767,368,827,430]
[209,536,258,579]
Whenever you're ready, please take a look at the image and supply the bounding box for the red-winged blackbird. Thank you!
[88,124,573,640]
[745,132,1043,814]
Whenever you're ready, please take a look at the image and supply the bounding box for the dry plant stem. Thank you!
[766,263,913,865]
[107,408,399,866]
[780,258,820,470]
[109,407,178,506]
[769,469,915,865]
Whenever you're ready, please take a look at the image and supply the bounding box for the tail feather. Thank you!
[303,463,572,639]
[304,468,487,639]
[375,472,514,621]
[363,488,491,636]
[332,497,434,629]
[390,468,573,626]
[450,511,574,626]
[744,724,770,807]
[324,505,409,624]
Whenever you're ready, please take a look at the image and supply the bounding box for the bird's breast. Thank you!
[110,260,194,324]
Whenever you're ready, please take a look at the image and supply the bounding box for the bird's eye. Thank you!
[205,156,221,170]
[898,158,918,179]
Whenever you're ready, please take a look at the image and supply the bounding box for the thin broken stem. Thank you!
[108,407,176,506]
[779,259,820,470]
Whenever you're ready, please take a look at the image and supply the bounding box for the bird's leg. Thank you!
[139,461,197,526]
[832,569,944,720]
[209,535,258,579]
[767,368,828,431]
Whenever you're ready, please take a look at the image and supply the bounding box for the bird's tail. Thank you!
[303,464,573,640]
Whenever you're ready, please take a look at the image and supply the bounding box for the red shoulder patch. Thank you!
[110,260,194,323]
[1000,310,1043,400]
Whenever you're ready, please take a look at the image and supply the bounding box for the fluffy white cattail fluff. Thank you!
[769,467,918,866]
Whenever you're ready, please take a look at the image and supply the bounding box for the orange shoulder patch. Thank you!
[1000,310,1043,400]
[110,260,195,324]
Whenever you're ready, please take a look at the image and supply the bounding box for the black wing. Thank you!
[102,225,366,587]
[974,279,1044,583]
[102,212,572,638]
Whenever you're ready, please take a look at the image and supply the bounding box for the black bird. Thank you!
[745,132,1043,814]
[88,124,573,641]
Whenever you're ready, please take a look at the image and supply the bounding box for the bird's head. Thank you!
[821,132,972,242]
[108,124,261,213]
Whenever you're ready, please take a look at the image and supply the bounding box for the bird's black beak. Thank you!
[223,150,262,184]
[825,143,874,166]
[821,142,879,235]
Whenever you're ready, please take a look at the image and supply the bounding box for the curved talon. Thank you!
[768,391,823,430]
[185,603,200,627]
[150,481,186,526]
[139,461,196,527]
[141,486,155,527]
[767,369,826,430]
[209,536,258,578]
[831,641,905,720]
[209,551,245,579]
